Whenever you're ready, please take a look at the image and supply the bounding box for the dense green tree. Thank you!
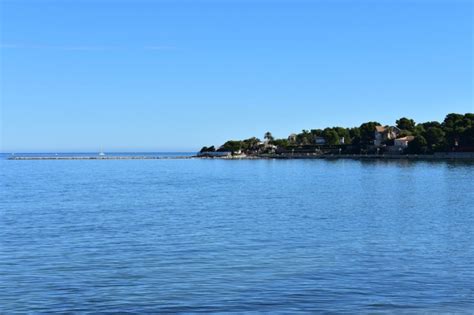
[333,127,351,144]
[348,127,361,145]
[407,135,428,154]
[412,125,425,137]
[241,137,260,151]
[420,121,441,130]
[396,117,416,131]
[425,127,445,150]
[442,113,466,147]
[398,130,413,138]
[296,130,312,145]
[359,122,381,145]
[200,146,216,153]
[310,129,323,137]
[443,113,464,129]
[272,138,289,148]
[462,126,474,147]
[322,128,340,145]
[219,140,242,152]
[459,114,474,147]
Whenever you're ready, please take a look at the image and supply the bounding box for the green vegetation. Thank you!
[200,113,474,155]
[359,122,381,145]
[214,137,261,153]
[199,145,216,153]
[407,136,428,154]
[396,117,416,132]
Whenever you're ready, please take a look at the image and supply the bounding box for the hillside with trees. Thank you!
[199,113,474,156]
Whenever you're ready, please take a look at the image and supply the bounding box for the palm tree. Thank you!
[264,131,274,142]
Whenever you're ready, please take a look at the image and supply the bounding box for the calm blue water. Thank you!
[1,156,473,313]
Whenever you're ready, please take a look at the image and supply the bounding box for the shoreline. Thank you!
[9,153,474,161]
[200,152,474,161]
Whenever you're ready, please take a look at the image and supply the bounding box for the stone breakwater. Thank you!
[8,156,195,160]
[8,152,474,161]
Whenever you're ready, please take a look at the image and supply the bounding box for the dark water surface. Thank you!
[1,157,473,313]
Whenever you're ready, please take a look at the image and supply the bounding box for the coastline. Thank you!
[7,152,474,161]
[200,152,474,161]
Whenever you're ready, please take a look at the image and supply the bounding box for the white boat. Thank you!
[99,147,106,156]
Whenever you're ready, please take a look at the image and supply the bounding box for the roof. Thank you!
[391,126,402,132]
[375,126,386,132]
[395,136,415,141]
[376,125,401,133]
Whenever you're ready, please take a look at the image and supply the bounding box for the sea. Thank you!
[1,153,473,313]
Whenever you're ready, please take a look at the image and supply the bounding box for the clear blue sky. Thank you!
[1,0,472,152]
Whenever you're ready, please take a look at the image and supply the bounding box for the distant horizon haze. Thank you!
[1,0,472,152]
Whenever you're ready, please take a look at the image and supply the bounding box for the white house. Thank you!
[288,133,297,143]
[374,126,401,146]
[394,136,415,148]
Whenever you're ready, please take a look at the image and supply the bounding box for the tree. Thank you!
[398,130,413,138]
[425,127,445,150]
[296,130,312,145]
[242,137,261,152]
[359,122,381,145]
[322,128,340,145]
[460,114,474,147]
[443,113,464,130]
[310,129,323,137]
[200,146,216,153]
[264,132,274,142]
[219,140,242,152]
[412,124,425,137]
[348,127,361,145]
[462,125,474,147]
[442,113,465,147]
[407,136,428,154]
[396,117,416,131]
[332,127,351,144]
[420,121,441,130]
[272,138,289,149]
